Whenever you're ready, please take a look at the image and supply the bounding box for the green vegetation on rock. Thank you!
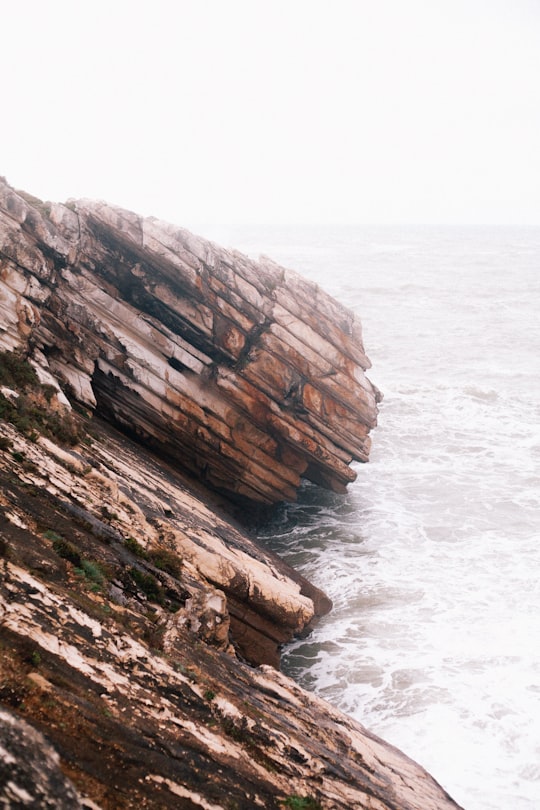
[282,797,322,810]
[0,351,84,445]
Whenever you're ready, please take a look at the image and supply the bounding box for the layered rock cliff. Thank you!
[0,178,380,506]
[0,178,463,809]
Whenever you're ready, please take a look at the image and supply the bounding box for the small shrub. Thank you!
[0,351,38,390]
[129,567,161,601]
[21,457,38,473]
[100,505,118,521]
[148,548,182,578]
[0,436,12,450]
[143,624,165,651]
[204,689,216,702]
[80,560,105,584]
[282,798,322,810]
[125,537,148,558]
[173,663,198,681]
[11,450,25,463]
[40,407,82,445]
[75,559,105,588]
[51,535,82,567]
[40,384,58,403]
[0,389,82,446]
[222,716,250,744]
[0,352,84,446]
[15,190,51,218]
[43,530,62,541]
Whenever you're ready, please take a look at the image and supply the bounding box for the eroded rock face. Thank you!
[0,438,463,809]
[0,180,464,809]
[0,416,330,668]
[0,178,380,505]
[0,403,463,809]
[0,709,84,808]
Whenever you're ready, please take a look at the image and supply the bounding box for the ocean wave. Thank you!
[463,386,499,402]
[253,224,540,810]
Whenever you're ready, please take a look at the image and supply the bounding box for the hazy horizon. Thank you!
[3,0,540,228]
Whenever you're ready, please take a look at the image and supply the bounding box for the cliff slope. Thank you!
[0,180,462,809]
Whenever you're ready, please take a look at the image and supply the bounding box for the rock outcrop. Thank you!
[0,178,380,506]
[0,179,462,809]
[0,408,328,669]
[0,418,463,810]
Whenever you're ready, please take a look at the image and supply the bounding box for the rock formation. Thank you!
[0,178,463,809]
[0,416,463,810]
[0,178,380,506]
[0,708,85,808]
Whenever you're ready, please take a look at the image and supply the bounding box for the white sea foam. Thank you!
[234,224,540,810]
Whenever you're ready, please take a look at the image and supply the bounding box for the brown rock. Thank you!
[0,180,465,809]
[0,178,381,506]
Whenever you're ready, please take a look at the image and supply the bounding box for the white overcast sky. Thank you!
[2,0,540,226]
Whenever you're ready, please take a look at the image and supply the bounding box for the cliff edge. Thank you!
[0,179,462,809]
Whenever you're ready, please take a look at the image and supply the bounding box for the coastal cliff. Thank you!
[0,179,379,505]
[0,178,462,809]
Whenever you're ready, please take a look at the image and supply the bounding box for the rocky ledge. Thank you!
[0,178,463,809]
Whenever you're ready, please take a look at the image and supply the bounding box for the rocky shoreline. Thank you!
[0,178,463,808]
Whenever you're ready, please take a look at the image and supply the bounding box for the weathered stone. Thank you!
[0,462,464,809]
[0,415,325,667]
[0,552,465,810]
[0,179,464,809]
[0,708,84,808]
[0,178,381,505]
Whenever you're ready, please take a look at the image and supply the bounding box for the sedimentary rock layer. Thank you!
[0,412,329,668]
[0,179,464,809]
[0,417,463,810]
[0,178,381,505]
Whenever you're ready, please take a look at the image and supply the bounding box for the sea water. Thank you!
[202,224,540,810]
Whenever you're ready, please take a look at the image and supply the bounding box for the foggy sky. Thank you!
[2,0,540,227]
